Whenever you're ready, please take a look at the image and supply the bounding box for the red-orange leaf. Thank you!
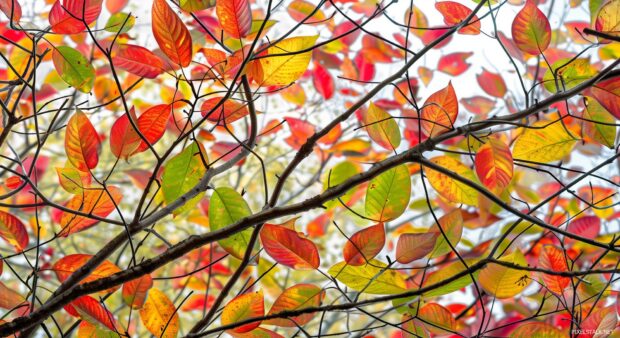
[49,0,103,34]
[566,216,600,244]
[475,137,513,195]
[313,62,335,100]
[539,245,570,295]
[216,0,252,39]
[58,186,123,236]
[265,284,325,327]
[152,0,193,67]
[112,44,164,79]
[437,52,472,76]
[511,0,551,55]
[221,290,264,333]
[65,110,100,172]
[590,77,620,119]
[421,81,458,138]
[201,97,249,124]
[122,274,153,309]
[418,302,456,334]
[435,1,480,35]
[395,232,438,264]
[110,108,141,160]
[64,296,116,331]
[343,223,385,266]
[136,104,171,153]
[0,211,28,252]
[53,254,122,294]
[0,0,21,23]
[260,223,320,270]
[477,68,507,98]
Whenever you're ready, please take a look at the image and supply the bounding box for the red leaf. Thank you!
[353,53,375,82]
[477,68,507,98]
[395,232,438,264]
[122,274,153,309]
[135,104,171,153]
[590,77,620,119]
[216,0,252,39]
[112,44,165,79]
[201,97,249,124]
[539,245,570,295]
[49,0,103,34]
[511,0,551,55]
[421,27,452,49]
[64,296,116,331]
[313,62,335,100]
[566,216,600,243]
[435,1,480,35]
[285,117,315,150]
[110,108,141,160]
[421,81,458,138]
[437,52,472,76]
[343,223,385,266]
[0,0,21,22]
[65,110,100,172]
[460,96,496,115]
[0,211,28,252]
[152,0,193,67]
[260,223,320,270]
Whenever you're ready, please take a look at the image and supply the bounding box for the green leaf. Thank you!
[328,259,408,295]
[365,164,411,221]
[543,58,597,93]
[179,0,215,12]
[162,142,207,215]
[209,187,253,259]
[52,46,95,93]
[363,102,401,151]
[105,13,135,33]
[323,161,361,209]
[583,97,617,149]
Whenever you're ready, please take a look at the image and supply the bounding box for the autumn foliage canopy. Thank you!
[1,0,620,337]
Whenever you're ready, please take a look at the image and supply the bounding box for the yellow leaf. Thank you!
[425,156,479,206]
[513,120,578,163]
[139,288,179,338]
[479,251,530,298]
[259,35,318,86]
[328,259,407,294]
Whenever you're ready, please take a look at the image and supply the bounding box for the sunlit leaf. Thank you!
[152,0,193,66]
[77,321,120,338]
[201,97,249,124]
[435,1,480,35]
[180,0,215,12]
[53,46,95,93]
[424,259,478,297]
[110,108,141,160]
[112,44,164,79]
[104,12,134,33]
[0,0,21,22]
[343,223,385,266]
[365,164,411,222]
[49,0,103,34]
[59,187,123,236]
[260,223,320,270]
[512,120,578,163]
[265,284,325,327]
[437,52,472,76]
[259,35,318,86]
[162,142,207,215]
[53,254,121,294]
[328,260,407,295]
[477,69,506,98]
[0,211,28,252]
[475,137,513,194]
[65,110,100,172]
[479,251,530,298]
[418,303,456,334]
[511,0,551,55]
[209,187,253,259]
[510,322,565,337]
[122,274,153,309]
[221,290,264,333]
[363,102,401,151]
[590,77,620,119]
[582,97,617,149]
[539,245,570,295]
[594,0,620,42]
[64,296,117,331]
[395,232,438,264]
[543,58,597,93]
[421,82,458,138]
[426,156,479,206]
[429,209,463,258]
[56,166,91,194]
[216,0,252,38]
[139,288,179,338]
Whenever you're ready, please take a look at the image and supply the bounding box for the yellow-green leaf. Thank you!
[479,251,530,298]
[425,156,478,206]
[52,46,95,93]
[209,187,253,259]
[364,102,401,151]
[365,164,411,222]
[328,259,408,295]
[543,58,597,93]
[513,120,579,163]
[162,142,207,215]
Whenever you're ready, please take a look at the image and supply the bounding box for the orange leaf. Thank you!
[65,110,100,172]
[139,288,179,338]
[510,322,565,337]
[260,223,320,270]
[475,137,513,195]
[437,52,472,76]
[110,108,141,160]
[216,0,252,39]
[265,284,325,327]
[421,82,458,138]
[122,274,153,309]
[49,0,103,34]
[0,210,28,252]
[0,281,29,316]
[112,44,164,79]
[53,254,121,294]
[58,187,123,236]
[64,296,116,331]
[476,68,507,98]
[590,77,620,119]
[418,303,456,334]
[343,223,385,266]
[0,0,21,23]
[135,104,171,152]
[511,0,551,55]
[221,290,264,333]
[435,1,480,35]
[201,97,249,124]
[395,232,438,264]
[152,0,193,67]
[539,245,570,295]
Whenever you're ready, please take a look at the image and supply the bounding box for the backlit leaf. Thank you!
[56,166,91,194]
[65,296,116,331]
[594,0,620,42]
[53,46,95,93]
[104,12,134,33]
[424,259,478,297]
[475,137,513,194]
[122,274,153,309]
[53,254,121,294]
[543,58,597,93]
[435,1,480,35]
[365,164,411,222]
[162,142,207,215]
[418,303,456,334]
[201,97,249,124]
[112,44,164,79]
[49,0,103,34]
[421,82,458,138]
[139,288,179,338]
[216,0,252,38]
[152,0,193,67]
[59,187,123,236]
[426,156,479,206]
[510,322,565,337]
[209,187,253,259]
[0,211,28,252]
[180,0,215,12]
[539,245,570,294]
[259,35,318,86]
[511,0,551,55]
[582,97,617,149]
[221,290,264,333]
[265,284,325,327]
[437,52,472,76]
[343,223,385,266]
[477,69,506,98]
[328,260,407,295]
[77,321,120,338]
[260,223,320,270]
[512,120,578,163]
[109,108,141,160]
[65,110,100,172]
[429,209,463,258]
[479,251,530,298]
[363,102,401,151]
[395,232,438,264]
[0,0,21,22]
[590,77,620,119]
